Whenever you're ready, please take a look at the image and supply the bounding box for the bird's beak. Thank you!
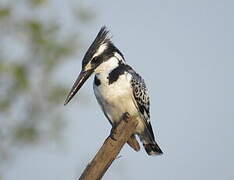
[64,69,93,105]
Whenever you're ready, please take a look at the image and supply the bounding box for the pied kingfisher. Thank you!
[64,26,163,155]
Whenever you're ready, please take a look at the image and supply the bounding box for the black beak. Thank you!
[64,69,93,105]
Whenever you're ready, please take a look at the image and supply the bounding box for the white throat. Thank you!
[94,57,119,75]
[94,52,125,75]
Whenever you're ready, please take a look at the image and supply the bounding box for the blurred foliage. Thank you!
[0,0,95,178]
[0,7,10,18]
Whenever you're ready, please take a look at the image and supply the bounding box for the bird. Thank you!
[64,26,163,156]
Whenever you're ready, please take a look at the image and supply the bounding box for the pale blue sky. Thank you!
[5,0,234,180]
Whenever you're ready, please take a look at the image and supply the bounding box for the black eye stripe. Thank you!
[91,57,99,64]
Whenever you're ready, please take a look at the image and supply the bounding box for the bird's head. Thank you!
[64,26,124,105]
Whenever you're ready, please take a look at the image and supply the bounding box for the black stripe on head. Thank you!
[98,42,125,62]
[89,42,125,69]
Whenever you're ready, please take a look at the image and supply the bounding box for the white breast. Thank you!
[93,71,138,123]
[93,57,145,133]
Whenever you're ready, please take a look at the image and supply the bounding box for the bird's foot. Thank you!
[122,112,130,123]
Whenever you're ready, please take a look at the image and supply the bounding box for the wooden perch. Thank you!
[79,113,139,180]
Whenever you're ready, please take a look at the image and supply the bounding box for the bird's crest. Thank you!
[82,26,111,68]
[92,26,110,47]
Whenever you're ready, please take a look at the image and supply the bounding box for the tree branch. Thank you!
[79,113,139,180]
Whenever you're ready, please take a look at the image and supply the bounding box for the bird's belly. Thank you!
[94,82,138,124]
[93,74,145,134]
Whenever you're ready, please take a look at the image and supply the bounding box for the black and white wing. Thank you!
[126,65,162,155]
[128,67,155,141]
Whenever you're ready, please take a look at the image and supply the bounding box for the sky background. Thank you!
[4,0,234,180]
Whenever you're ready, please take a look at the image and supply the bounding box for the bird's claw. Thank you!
[122,112,130,123]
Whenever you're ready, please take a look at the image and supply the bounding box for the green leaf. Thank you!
[30,0,47,6]
[48,86,68,103]
[14,126,38,143]
[75,7,95,23]
[0,98,11,111]
[0,63,6,73]
[0,8,11,19]
[12,64,28,90]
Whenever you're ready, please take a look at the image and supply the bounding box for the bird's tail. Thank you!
[143,141,163,156]
[140,130,163,156]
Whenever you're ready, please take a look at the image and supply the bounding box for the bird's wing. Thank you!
[127,66,155,140]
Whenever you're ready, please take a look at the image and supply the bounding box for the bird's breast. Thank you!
[94,73,131,103]
[93,73,138,123]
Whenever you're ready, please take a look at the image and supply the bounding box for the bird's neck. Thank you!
[94,53,125,75]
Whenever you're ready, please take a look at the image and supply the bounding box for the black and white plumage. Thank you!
[64,26,163,155]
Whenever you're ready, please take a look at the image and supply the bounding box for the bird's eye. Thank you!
[92,57,99,64]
